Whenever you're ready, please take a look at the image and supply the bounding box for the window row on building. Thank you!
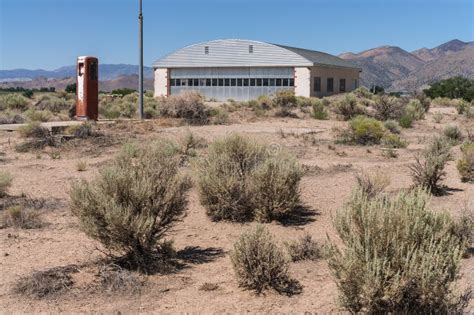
[170,78,295,87]
[313,77,357,93]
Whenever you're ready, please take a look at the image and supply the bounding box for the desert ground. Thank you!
[0,98,473,314]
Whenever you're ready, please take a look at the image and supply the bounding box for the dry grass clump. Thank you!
[433,112,444,123]
[70,140,191,272]
[97,264,142,294]
[75,160,87,172]
[1,205,42,229]
[18,121,50,138]
[332,93,366,120]
[0,93,30,110]
[284,233,320,262]
[65,122,97,139]
[0,170,12,197]
[273,90,298,116]
[354,171,389,199]
[457,142,474,182]
[383,119,401,134]
[410,136,452,194]
[13,265,78,298]
[381,133,408,148]
[179,131,207,158]
[159,91,209,124]
[231,225,302,295]
[405,99,425,120]
[372,95,404,121]
[25,108,53,122]
[195,134,302,223]
[311,98,329,120]
[35,94,72,113]
[336,115,385,145]
[328,188,469,314]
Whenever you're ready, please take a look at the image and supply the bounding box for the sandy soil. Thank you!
[0,106,473,314]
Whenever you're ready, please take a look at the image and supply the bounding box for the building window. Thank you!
[170,79,175,86]
[282,78,289,86]
[339,78,346,92]
[206,79,211,86]
[230,78,236,86]
[204,46,209,54]
[354,79,358,89]
[243,78,249,86]
[314,77,321,92]
[194,79,199,86]
[200,79,206,86]
[224,78,230,86]
[250,78,256,86]
[249,45,254,53]
[188,79,193,86]
[289,78,294,87]
[181,79,187,86]
[256,78,262,86]
[276,78,282,86]
[262,78,269,86]
[218,79,224,86]
[175,79,181,86]
[327,78,334,92]
[237,79,243,86]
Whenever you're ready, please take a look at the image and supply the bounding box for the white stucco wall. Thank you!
[154,68,168,97]
[294,67,311,97]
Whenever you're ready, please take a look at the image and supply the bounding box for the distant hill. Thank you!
[0,64,154,81]
[0,75,154,93]
[340,39,474,91]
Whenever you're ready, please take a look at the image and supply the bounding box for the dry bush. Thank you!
[195,134,302,223]
[284,233,320,262]
[383,119,401,134]
[70,140,191,272]
[433,112,444,123]
[231,225,302,295]
[328,188,469,314]
[13,265,78,298]
[353,87,373,99]
[1,205,42,229]
[0,93,29,110]
[75,160,87,171]
[405,99,425,120]
[337,116,385,145]
[0,170,12,197]
[381,133,408,148]
[97,264,142,294]
[25,109,53,122]
[372,95,404,120]
[35,95,72,113]
[398,113,414,128]
[443,125,463,143]
[273,90,297,116]
[410,136,452,194]
[457,142,474,182]
[179,131,207,158]
[332,94,366,120]
[18,122,50,138]
[354,171,390,199]
[311,98,329,120]
[65,122,97,139]
[159,91,209,124]
[413,91,431,112]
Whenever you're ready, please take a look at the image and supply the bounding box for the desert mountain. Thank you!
[340,39,473,91]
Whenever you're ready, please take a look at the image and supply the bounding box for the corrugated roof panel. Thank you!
[153,39,360,70]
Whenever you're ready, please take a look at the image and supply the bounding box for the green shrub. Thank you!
[0,171,12,197]
[328,188,469,314]
[65,122,95,138]
[409,136,452,194]
[372,95,404,120]
[457,143,474,182]
[311,99,329,120]
[339,116,385,145]
[111,88,136,96]
[158,91,209,124]
[413,91,431,112]
[443,125,463,142]
[381,133,408,148]
[70,140,191,271]
[383,120,401,134]
[405,99,425,120]
[284,233,320,262]
[456,99,470,114]
[398,114,414,128]
[36,95,71,113]
[332,94,366,120]
[195,134,302,222]
[424,76,474,101]
[273,90,297,108]
[0,94,29,110]
[231,225,301,295]
[353,87,373,99]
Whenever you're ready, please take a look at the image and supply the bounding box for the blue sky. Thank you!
[1,0,473,70]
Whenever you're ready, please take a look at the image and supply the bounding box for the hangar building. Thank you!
[153,39,361,101]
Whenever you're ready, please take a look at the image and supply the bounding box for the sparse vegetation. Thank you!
[1,205,42,229]
[332,93,366,120]
[284,233,320,262]
[354,171,389,198]
[433,112,444,123]
[75,160,87,172]
[372,95,404,120]
[383,119,401,134]
[457,142,474,182]
[158,91,210,124]
[405,99,425,120]
[328,188,469,314]
[231,225,301,295]
[97,264,142,293]
[443,125,463,143]
[381,133,408,148]
[0,170,13,197]
[410,136,452,194]
[337,116,385,145]
[70,140,191,272]
[311,98,329,120]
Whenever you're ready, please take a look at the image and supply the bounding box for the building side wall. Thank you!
[309,66,360,97]
[154,68,168,97]
[294,67,311,97]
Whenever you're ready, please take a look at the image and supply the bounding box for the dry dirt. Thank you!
[0,105,473,314]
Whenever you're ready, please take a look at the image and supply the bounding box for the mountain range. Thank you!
[1,39,473,92]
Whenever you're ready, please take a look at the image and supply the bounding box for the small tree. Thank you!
[70,140,190,271]
[65,83,77,94]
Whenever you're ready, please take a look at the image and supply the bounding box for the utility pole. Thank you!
[138,0,144,119]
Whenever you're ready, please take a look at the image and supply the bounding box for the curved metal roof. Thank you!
[153,39,360,70]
